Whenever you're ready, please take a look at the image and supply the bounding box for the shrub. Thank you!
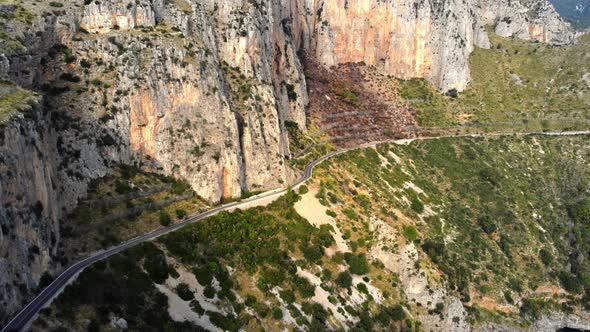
[285,83,298,101]
[434,302,444,314]
[175,208,187,219]
[64,53,77,63]
[175,283,194,301]
[253,302,270,317]
[49,2,64,7]
[345,253,369,275]
[39,272,54,288]
[317,225,335,248]
[293,276,315,298]
[32,201,44,218]
[142,245,170,284]
[59,73,81,82]
[80,59,91,68]
[403,226,418,242]
[446,88,459,98]
[190,300,204,315]
[335,89,360,105]
[301,244,324,264]
[336,271,352,289]
[208,312,240,332]
[115,180,132,194]
[342,230,351,240]
[272,307,284,320]
[159,211,172,226]
[410,196,424,213]
[504,291,514,304]
[558,271,582,293]
[257,268,286,291]
[477,215,497,234]
[569,198,590,223]
[203,285,216,299]
[298,185,309,195]
[326,209,337,218]
[520,298,550,319]
[279,289,295,304]
[343,208,359,221]
[244,295,257,307]
[539,248,553,266]
[357,282,369,294]
[192,267,213,286]
[421,239,445,263]
[390,304,406,321]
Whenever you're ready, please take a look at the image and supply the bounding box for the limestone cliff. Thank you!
[0,0,306,321]
[294,0,573,92]
[0,0,575,324]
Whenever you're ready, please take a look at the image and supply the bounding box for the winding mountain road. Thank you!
[2,130,589,332]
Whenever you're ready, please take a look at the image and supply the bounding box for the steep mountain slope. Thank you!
[0,0,307,322]
[33,134,590,331]
[296,0,574,92]
[0,0,578,325]
[397,31,590,130]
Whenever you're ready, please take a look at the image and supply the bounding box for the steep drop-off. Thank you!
[0,0,307,321]
[0,0,576,324]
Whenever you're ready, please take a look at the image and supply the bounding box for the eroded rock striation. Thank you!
[295,0,574,92]
[0,0,574,324]
[0,0,306,321]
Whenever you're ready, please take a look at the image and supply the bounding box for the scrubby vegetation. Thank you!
[0,80,37,121]
[38,187,416,331]
[312,134,590,326]
[34,134,590,330]
[33,243,196,331]
[59,165,205,265]
[398,32,590,132]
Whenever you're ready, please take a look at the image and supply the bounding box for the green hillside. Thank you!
[400,32,590,132]
[33,134,590,331]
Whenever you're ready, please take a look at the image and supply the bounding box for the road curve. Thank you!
[2,130,589,332]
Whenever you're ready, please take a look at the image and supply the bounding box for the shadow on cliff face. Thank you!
[301,52,417,147]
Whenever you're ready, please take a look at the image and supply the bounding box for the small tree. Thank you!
[175,283,194,301]
[175,208,187,219]
[159,211,172,226]
[336,271,353,289]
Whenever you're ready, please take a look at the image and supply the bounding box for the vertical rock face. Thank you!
[0,0,575,323]
[297,0,486,92]
[293,0,573,91]
[80,0,164,33]
[0,0,308,321]
[481,0,575,46]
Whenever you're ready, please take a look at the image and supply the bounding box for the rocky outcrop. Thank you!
[481,0,575,46]
[0,0,307,323]
[294,0,573,92]
[0,0,576,324]
[531,312,590,332]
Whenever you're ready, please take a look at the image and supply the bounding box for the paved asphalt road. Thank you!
[2,130,589,332]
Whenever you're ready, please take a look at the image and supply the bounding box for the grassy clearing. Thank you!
[0,81,37,121]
